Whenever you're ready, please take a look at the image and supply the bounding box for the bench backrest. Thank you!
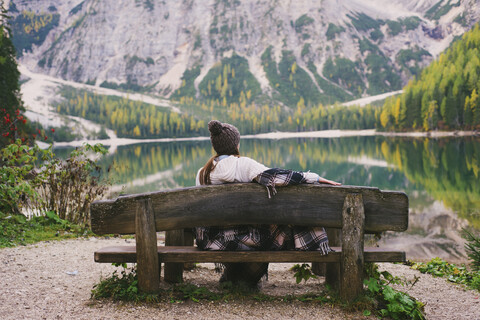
[90,184,408,235]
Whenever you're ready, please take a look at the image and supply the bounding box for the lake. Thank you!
[75,135,480,263]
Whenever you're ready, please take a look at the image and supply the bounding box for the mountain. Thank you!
[7,0,480,106]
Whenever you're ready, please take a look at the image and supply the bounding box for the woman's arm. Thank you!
[317,176,342,186]
[302,171,342,186]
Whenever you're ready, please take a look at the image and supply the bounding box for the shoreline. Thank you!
[50,129,480,149]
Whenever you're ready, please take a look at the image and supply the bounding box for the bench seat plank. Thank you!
[95,246,405,264]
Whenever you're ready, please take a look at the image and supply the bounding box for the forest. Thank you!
[379,24,480,131]
[56,86,379,138]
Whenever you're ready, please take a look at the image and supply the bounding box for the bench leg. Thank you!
[325,228,341,289]
[164,229,185,283]
[340,193,365,302]
[135,199,160,293]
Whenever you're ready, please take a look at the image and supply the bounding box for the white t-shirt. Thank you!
[195,156,320,186]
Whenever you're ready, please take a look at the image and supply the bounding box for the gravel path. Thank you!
[0,238,479,319]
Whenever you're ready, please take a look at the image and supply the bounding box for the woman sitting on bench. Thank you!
[195,120,341,287]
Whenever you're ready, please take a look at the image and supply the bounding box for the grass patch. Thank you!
[411,257,480,292]
[0,211,91,248]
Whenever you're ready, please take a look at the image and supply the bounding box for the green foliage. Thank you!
[358,37,381,55]
[10,11,60,57]
[386,20,402,36]
[396,47,431,77]
[411,257,480,291]
[364,53,402,95]
[380,23,480,131]
[425,0,461,21]
[0,139,43,214]
[56,86,207,138]
[261,47,321,106]
[99,80,155,93]
[69,2,83,15]
[294,14,314,33]
[173,283,220,302]
[0,13,25,148]
[0,210,90,247]
[369,29,384,42]
[306,62,354,103]
[0,138,110,226]
[91,263,147,301]
[402,16,421,31]
[463,229,480,271]
[301,43,311,57]
[454,13,468,27]
[171,65,202,99]
[364,264,425,319]
[34,143,111,225]
[290,263,317,284]
[326,23,345,40]
[198,53,261,105]
[323,57,364,94]
[347,12,383,32]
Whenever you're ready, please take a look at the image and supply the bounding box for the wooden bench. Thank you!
[90,183,408,301]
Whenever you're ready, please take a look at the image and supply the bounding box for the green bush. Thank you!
[364,264,425,319]
[35,143,111,225]
[0,140,43,215]
[412,257,480,292]
[463,229,480,271]
[0,139,110,226]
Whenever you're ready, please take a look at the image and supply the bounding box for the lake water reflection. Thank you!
[85,135,480,263]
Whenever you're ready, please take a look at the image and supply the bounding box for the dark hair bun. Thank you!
[208,120,223,136]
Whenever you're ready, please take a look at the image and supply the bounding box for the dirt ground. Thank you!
[0,237,479,319]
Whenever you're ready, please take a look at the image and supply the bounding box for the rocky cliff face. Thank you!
[8,0,480,103]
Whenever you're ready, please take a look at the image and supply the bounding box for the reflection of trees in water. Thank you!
[379,136,480,228]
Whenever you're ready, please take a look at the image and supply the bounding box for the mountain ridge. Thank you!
[8,0,480,105]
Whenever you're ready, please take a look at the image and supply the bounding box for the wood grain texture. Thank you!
[340,193,365,302]
[90,184,408,235]
[164,229,185,283]
[135,199,159,293]
[94,246,406,264]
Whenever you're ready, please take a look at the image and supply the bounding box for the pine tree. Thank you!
[1,2,26,147]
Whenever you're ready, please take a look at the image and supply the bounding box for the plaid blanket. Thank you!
[194,168,332,285]
[256,168,306,198]
[194,168,332,255]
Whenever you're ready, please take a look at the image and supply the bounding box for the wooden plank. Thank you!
[135,199,159,293]
[91,184,408,235]
[94,246,406,264]
[164,230,185,283]
[340,193,365,302]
